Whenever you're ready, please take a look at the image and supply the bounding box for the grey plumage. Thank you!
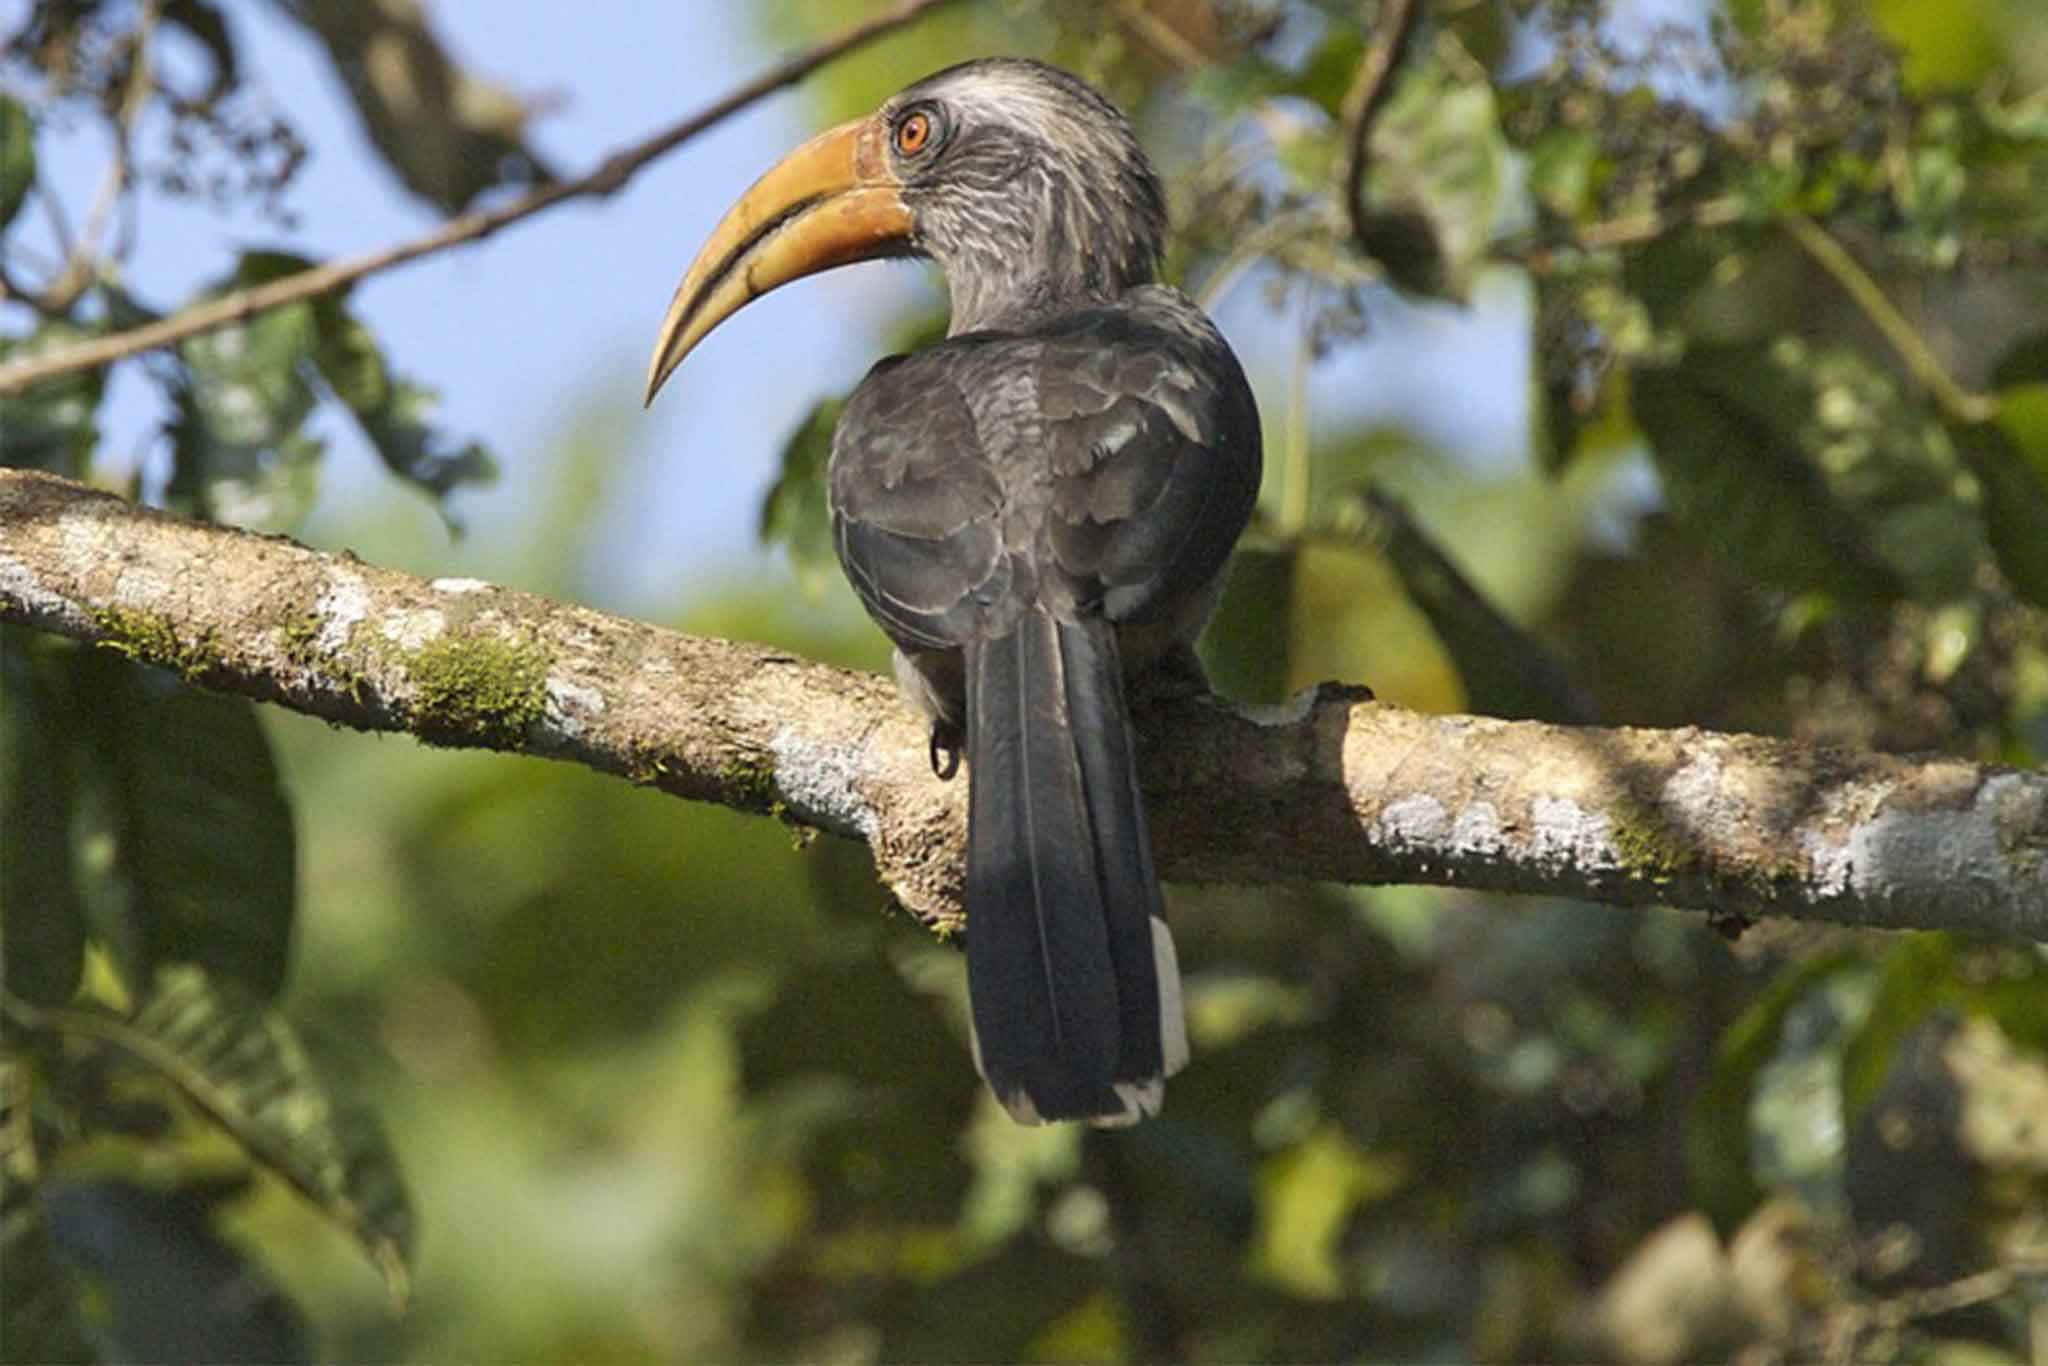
[646,55,1260,1124]
[825,61,1261,1123]
[884,60,1170,335]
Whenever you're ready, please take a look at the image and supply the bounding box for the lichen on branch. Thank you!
[2,469,2042,939]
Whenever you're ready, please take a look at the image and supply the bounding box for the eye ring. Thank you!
[893,106,940,158]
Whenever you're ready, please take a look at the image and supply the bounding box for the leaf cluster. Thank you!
[2,629,412,1363]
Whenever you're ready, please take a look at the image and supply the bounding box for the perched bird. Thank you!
[645,58,1261,1124]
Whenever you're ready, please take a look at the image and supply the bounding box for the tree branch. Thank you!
[0,0,961,398]
[1340,0,1427,256]
[1779,213,2000,425]
[2,470,2042,939]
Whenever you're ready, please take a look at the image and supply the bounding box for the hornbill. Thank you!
[645,59,1261,1125]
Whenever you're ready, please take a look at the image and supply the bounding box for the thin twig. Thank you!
[1882,1259,2037,1323]
[6,1,158,315]
[1194,204,1328,310]
[38,0,160,312]
[1339,0,1426,254]
[37,166,77,262]
[1506,196,1750,281]
[1114,0,1210,74]
[1281,280,1314,535]
[1826,1251,2048,1362]
[1575,194,1744,251]
[1779,212,1999,425]
[0,0,963,398]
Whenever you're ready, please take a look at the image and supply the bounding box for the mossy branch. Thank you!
[2,469,2042,938]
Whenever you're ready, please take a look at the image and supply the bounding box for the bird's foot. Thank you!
[929,724,963,781]
[1136,642,1215,705]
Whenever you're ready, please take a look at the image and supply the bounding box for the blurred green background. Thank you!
[4,1,2046,1361]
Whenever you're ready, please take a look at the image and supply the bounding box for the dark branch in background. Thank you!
[4,470,2043,940]
[1334,485,1602,725]
[1339,0,1427,256]
[0,0,962,397]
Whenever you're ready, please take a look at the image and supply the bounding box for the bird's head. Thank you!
[645,58,1167,404]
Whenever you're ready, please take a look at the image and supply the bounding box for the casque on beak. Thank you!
[643,116,913,405]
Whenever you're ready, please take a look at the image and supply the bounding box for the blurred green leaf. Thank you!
[1357,488,1598,723]
[169,306,325,532]
[1719,0,1769,37]
[1995,384,2048,481]
[1,1175,98,1366]
[39,1176,312,1364]
[739,955,978,1226]
[758,397,842,596]
[1,630,86,1007]
[300,264,496,509]
[0,95,31,232]
[755,0,1039,127]
[266,0,552,213]
[167,251,327,529]
[428,755,834,1053]
[1290,27,1366,116]
[114,967,411,1298]
[877,1240,1098,1362]
[1,1062,83,1366]
[1255,1124,1407,1298]
[1624,231,1740,339]
[169,250,494,521]
[345,376,496,510]
[1633,344,1901,601]
[1841,937,2048,1120]
[305,304,387,413]
[73,652,296,1000]
[0,325,106,477]
[1838,933,1958,1118]
[1443,2,1509,70]
[1955,397,2048,607]
[1872,0,2000,91]
[1527,128,1600,223]
[1688,949,1862,1231]
[1990,332,2048,390]
[1201,543,1297,706]
[1366,63,1509,300]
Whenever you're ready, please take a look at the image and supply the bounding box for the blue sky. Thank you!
[7,2,1550,617]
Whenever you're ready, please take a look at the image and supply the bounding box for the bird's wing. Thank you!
[1025,304,1261,626]
[829,304,1260,647]
[829,350,1013,652]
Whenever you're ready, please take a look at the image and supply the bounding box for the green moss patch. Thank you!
[407,632,548,748]
[89,605,219,681]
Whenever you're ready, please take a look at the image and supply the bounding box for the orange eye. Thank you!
[895,110,933,156]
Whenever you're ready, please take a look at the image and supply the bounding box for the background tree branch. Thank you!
[5,468,2040,940]
[1339,0,1425,255]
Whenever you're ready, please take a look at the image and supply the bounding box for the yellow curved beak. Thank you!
[643,117,913,405]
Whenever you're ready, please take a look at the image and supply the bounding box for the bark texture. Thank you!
[3,470,2042,938]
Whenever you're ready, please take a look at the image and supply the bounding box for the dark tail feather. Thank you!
[1060,615,1189,1112]
[964,608,1187,1126]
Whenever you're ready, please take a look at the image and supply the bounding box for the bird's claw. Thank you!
[930,728,962,781]
[1136,642,1214,704]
